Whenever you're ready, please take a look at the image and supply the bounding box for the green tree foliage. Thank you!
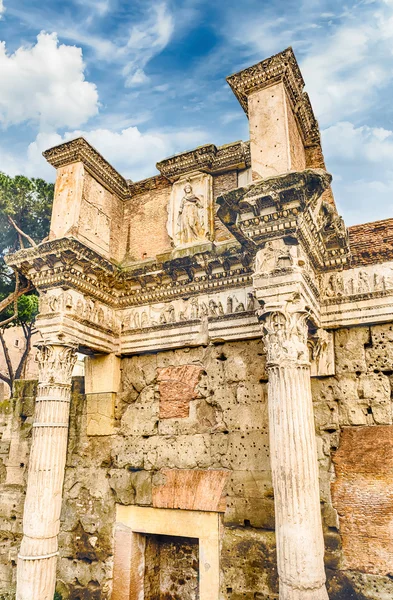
[0,172,53,392]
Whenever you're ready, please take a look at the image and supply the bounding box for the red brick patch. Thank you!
[332,425,393,575]
[157,365,203,419]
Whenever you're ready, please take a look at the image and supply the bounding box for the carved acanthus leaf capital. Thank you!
[259,304,310,367]
[35,342,78,385]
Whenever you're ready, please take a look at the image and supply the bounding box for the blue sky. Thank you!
[1,0,393,225]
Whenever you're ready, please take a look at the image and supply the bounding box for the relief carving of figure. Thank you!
[209,299,218,316]
[246,292,256,311]
[357,271,370,294]
[255,239,293,275]
[177,183,205,245]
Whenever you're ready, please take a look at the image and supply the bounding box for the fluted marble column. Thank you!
[17,342,77,600]
[262,308,328,600]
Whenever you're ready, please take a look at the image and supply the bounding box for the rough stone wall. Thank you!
[313,325,393,599]
[57,340,274,599]
[2,326,393,599]
[0,381,36,594]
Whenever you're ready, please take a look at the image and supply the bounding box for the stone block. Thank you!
[154,434,211,470]
[334,327,370,373]
[221,402,268,432]
[0,486,24,520]
[366,323,393,372]
[85,353,121,394]
[219,431,270,471]
[152,469,229,512]
[130,471,152,506]
[86,392,115,436]
[120,397,158,437]
[224,496,275,530]
[226,471,273,499]
[108,469,136,505]
[221,527,278,598]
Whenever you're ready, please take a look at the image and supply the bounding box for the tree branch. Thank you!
[15,322,33,381]
[0,273,33,319]
[0,328,14,386]
[0,371,11,388]
[8,215,37,247]
[0,270,20,328]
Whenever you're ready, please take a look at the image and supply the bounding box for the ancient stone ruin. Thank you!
[1,47,393,600]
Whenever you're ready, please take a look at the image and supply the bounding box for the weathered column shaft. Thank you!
[17,343,77,600]
[263,310,328,600]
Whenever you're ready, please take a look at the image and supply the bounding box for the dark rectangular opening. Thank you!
[144,534,199,600]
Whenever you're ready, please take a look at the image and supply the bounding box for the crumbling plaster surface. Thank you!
[0,328,393,598]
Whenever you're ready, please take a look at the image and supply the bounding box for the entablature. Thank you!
[156,141,251,182]
[217,169,350,271]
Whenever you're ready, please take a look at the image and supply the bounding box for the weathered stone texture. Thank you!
[157,364,204,419]
[332,426,393,575]
[213,171,237,243]
[57,340,273,598]
[144,534,199,600]
[2,325,393,598]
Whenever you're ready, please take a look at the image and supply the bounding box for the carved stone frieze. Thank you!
[321,262,393,302]
[157,141,251,182]
[120,289,258,333]
[39,289,120,335]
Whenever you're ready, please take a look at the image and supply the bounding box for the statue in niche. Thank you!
[177,183,205,245]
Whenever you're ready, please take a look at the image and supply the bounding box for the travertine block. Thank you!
[366,323,393,372]
[85,353,121,394]
[334,327,370,373]
[152,468,228,512]
[86,392,115,436]
[120,400,158,436]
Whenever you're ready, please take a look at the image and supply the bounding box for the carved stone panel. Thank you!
[167,172,213,248]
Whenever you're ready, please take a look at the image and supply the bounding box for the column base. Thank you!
[16,554,57,600]
[280,581,329,600]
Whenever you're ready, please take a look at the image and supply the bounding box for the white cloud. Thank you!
[122,3,174,87]
[0,0,4,17]
[23,125,210,182]
[0,32,98,130]
[301,21,387,126]
[322,121,393,224]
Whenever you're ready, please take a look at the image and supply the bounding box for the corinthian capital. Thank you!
[35,342,77,385]
[259,304,310,367]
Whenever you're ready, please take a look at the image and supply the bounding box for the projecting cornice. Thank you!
[43,137,130,200]
[156,141,251,182]
[217,169,350,270]
[227,47,320,146]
